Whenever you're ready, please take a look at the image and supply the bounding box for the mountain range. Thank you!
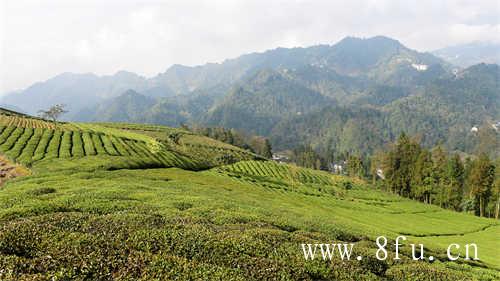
[2,36,499,158]
[433,42,500,68]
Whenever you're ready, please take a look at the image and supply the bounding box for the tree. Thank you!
[412,149,435,204]
[292,145,322,169]
[383,133,420,196]
[446,154,465,211]
[347,155,364,178]
[249,136,272,159]
[493,159,500,219]
[38,104,67,123]
[432,145,448,208]
[262,138,273,159]
[468,154,495,217]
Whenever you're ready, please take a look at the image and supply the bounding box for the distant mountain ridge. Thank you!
[433,42,500,67]
[3,36,448,116]
[2,35,498,158]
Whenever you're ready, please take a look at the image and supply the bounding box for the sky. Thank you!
[1,0,499,94]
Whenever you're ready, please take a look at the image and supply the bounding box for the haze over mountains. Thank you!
[433,42,500,68]
[2,36,499,157]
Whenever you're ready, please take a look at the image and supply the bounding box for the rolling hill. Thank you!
[0,109,498,280]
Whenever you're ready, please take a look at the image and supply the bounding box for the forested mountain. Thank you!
[4,36,446,115]
[383,64,500,152]
[272,64,499,157]
[2,36,498,158]
[203,69,334,135]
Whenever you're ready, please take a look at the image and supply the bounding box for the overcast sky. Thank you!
[1,0,499,94]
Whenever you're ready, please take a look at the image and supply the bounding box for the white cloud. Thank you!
[1,0,499,94]
[449,23,500,44]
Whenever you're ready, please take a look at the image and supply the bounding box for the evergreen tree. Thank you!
[383,133,420,196]
[431,145,448,208]
[262,138,273,159]
[492,159,500,219]
[446,154,465,211]
[468,154,495,217]
[412,149,435,204]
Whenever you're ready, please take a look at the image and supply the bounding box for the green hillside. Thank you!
[0,112,498,280]
[0,112,260,171]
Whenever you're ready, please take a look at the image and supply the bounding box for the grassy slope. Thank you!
[0,112,498,280]
[0,114,260,170]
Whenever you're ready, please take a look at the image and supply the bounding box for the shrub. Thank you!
[32,129,54,161]
[28,187,56,196]
[71,131,85,157]
[82,132,96,156]
[173,202,193,211]
[59,131,73,158]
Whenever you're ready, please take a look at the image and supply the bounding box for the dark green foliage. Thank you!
[411,149,434,204]
[446,154,465,211]
[379,133,497,218]
[468,154,495,217]
[204,69,334,136]
[342,181,353,190]
[383,133,420,196]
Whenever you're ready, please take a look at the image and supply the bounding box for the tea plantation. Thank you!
[0,110,498,280]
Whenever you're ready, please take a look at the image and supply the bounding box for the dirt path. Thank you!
[0,155,29,187]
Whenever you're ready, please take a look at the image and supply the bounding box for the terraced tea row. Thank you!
[95,122,261,166]
[216,160,337,186]
[0,114,76,130]
[0,125,192,168]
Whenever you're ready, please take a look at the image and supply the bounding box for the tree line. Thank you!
[373,133,499,219]
[289,133,499,219]
[186,125,272,159]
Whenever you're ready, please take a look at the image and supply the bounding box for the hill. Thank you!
[0,110,260,171]
[0,110,498,280]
